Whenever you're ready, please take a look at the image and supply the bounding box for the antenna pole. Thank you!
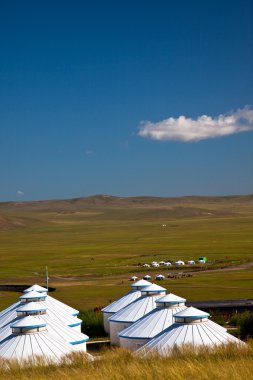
[45,266,49,290]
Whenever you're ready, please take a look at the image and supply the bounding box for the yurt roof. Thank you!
[155,293,186,305]
[45,295,79,316]
[131,279,152,289]
[101,290,142,314]
[1,315,88,347]
[137,319,244,357]
[119,305,186,339]
[109,294,163,323]
[0,301,82,330]
[24,284,48,293]
[19,290,46,300]
[0,328,76,363]
[11,316,46,329]
[141,284,166,294]
[174,306,209,319]
[16,302,47,313]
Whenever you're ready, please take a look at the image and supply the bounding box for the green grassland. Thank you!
[0,195,253,311]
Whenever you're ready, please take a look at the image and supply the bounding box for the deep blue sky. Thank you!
[0,0,253,201]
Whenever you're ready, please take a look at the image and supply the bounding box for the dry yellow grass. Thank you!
[0,341,252,380]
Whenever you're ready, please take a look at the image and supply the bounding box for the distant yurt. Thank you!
[155,274,165,280]
[109,283,166,346]
[174,260,185,266]
[119,293,186,350]
[0,303,89,352]
[101,279,151,334]
[0,316,78,364]
[137,306,244,357]
[143,275,152,280]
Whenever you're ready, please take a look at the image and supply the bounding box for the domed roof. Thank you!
[119,304,186,340]
[19,291,47,300]
[102,290,142,314]
[174,306,209,319]
[16,302,47,313]
[141,284,166,294]
[109,293,164,323]
[137,314,245,357]
[131,279,152,289]
[11,316,46,329]
[24,284,48,293]
[155,293,186,305]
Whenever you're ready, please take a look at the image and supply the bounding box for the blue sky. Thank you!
[0,0,253,201]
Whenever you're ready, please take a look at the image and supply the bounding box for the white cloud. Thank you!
[17,190,24,195]
[138,107,253,142]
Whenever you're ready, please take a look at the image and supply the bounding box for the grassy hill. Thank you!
[0,194,253,310]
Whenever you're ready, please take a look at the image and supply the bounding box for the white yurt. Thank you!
[0,303,89,352]
[137,306,244,357]
[0,316,78,364]
[101,279,152,334]
[109,283,166,346]
[155,274,165,280]
[0,291,82,332]
[119,293,187,350]
[174,260,185,266]
[24,284,80,316]
[0,285,79,318]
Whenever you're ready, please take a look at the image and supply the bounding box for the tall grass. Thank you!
[0,341,252,380]
[230,311,253,337]
[79,309,107,338]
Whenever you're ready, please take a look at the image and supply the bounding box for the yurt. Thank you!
[137,306,244,357]
[0,316,78,364]
[109,283,166,346]
[119,293,186,350]
[0,285,79,319]
[0,291,82,332]
[24,284,79,316]
[155,274,165,280]
[101,279,152,333]
[0,302,89,352]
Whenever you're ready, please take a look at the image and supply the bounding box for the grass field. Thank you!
[0,342,253,380]
[0,195,253,311]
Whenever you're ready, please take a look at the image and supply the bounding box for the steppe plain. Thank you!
[0,194,253,311]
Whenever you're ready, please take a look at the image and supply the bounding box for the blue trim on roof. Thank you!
[72,312,79,316]
[11,323,47,329]
[68,322,82,327]
[70,338,89,345]
[17,308,47,312]
[176,314,209,319]
[119,335,149,340]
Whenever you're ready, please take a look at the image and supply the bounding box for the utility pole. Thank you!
[45,266,49,290]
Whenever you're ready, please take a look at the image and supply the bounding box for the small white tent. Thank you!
[137,306,245,357]
[101,279,151,333]
[119,293,186,350]
[109,283,166,346]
